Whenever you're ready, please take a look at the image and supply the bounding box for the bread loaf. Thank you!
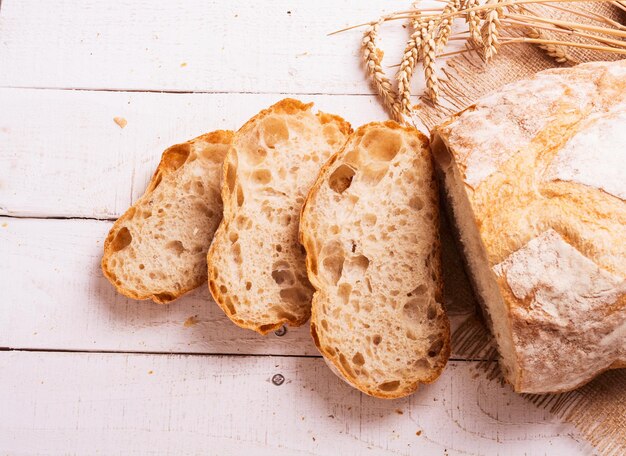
[207,99,351,334]
[102,131,233,303]
[431,60,626,393]
[301,121,450,398]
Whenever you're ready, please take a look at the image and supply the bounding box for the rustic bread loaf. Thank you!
[300,121,450,398]
[207,99,351,334]
[102,131,233,303]
[431,60,626,394]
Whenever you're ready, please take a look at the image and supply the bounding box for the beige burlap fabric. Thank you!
[416,4,625,454]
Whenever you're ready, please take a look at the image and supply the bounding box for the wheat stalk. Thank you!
[421,20,440,101]
[526,27,577,63]
[464,0,484,44]
[362,19,401,119]
[481,0,504,61]
[437,0,461,50]
[348,0,626,106]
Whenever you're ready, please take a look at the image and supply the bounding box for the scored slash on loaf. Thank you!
[206,99,352,334]
[300,121,450,399]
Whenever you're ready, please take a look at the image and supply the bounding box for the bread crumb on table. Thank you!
[113,116,127,128]
[184,315,199,327]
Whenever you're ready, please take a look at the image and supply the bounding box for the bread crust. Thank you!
[102,130,234,304]
[431,60,626,394]
[300,121,450,398]
[206,98,352,334]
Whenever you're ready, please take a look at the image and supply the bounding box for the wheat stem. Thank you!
[502,37,626,54]
[362,19,401,119]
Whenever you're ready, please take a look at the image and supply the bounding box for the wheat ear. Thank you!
[526,27,578,64]
[481,0,504,61]
[437,0,461,50]
[464,0,483,45]
[362,20,401,119]
[421,20,440,101]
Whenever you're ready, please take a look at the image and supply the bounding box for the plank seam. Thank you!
[0,85,378,97]
[0,347,493,362]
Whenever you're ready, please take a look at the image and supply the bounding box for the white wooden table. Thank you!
[0,1,594,454]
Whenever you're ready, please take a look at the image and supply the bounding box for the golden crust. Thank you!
[300,121,450,399]
[101,130,234,304]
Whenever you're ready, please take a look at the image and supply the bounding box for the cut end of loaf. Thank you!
[301,121,450,398]
[102,130,233,304]
[206,98,352,334]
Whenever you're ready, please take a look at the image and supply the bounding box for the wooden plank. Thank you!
[0,88,388,218]
[0,352,590,455]
[0,0,415,94]
[0,216,474,357]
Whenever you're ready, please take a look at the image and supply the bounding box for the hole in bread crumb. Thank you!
[406,330,417,340]
[362,129,401,161]
[409,196,424,211]
[279,287,309,307]
[193,201,214,219]
[378,380,400,392]
[271,266,295,286]
[225,158,237,193]
[252,169,272,185]
[165,240,186,256]
[428,339,444,357]
[165,143,191,171]
[328,163,356,194]
[352,352,365,366]
[338,283,351,305]
[245,282,252,290]
[311,323,321,348]
[427,305,437,320]
[229,231,239,243]
[275,245,282,252]
[223,297,236,315]
[363,213,377,227]
[139,264,145,270]
[220,285,227,293]
[232,242,242,264]
[149,272,156,279]
[280,214,291,226]
[321,319,329,331]
[346,254,369,275]
[373,335,382,345]
[110,227,132,252]
[236,185,244,206]
[403,297,427,322]
[142,210,152,219]
[192,181,204,196]
[322,254,344,285]
[407,284,427,297]
[209,280,218,297]
[339,353,355,377]
[154,292,175,303]
[262,117,289,148]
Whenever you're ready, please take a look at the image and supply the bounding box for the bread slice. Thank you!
[102,130,233,304]
[207,99,352,334]
[300,121,450,399]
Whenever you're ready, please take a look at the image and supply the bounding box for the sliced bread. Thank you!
[102,130,233,304]
[300,121,450,398]
[207,99,352,334]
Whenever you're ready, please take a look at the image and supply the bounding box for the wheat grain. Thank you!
[362,20,401,119]
[421,20,440,101]
[481,0,504,61]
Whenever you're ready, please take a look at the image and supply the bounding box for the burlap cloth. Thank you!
[412,4,626,454]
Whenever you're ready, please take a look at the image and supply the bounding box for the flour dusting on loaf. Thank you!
[432,60,626,393]
[494,229,624,393]
[545,106,626,200]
